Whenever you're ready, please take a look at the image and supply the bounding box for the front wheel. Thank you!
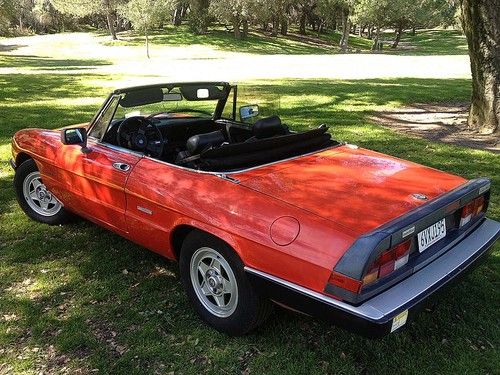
[14,159,73,225]
[179,231,273,335]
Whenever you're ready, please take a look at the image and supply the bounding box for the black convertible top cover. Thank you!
[198,127,337,171]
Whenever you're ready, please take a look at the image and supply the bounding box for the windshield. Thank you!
[113,84,228,121]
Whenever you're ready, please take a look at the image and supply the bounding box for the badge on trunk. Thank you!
[412,193,428,201]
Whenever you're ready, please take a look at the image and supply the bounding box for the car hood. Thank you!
[237,145,467,236]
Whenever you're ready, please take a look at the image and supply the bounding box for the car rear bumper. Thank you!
[245,218,500,338]
[9,158,17,170]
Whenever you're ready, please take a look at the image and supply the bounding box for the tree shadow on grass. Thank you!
[0,55,112,70]
[107,26,337,55]
[387,29,469,56]
[0,43,26,52]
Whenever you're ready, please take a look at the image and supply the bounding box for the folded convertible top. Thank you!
[199,127,338,171]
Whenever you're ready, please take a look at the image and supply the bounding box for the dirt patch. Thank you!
[370,102,499,153]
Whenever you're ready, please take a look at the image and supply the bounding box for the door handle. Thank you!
[112,162,130,172]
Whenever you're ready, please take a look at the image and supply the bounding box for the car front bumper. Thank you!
[9,158,17,170]
[245,218,500,338]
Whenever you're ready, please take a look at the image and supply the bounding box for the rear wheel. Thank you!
[14,159,73,225]
[179,231,273,335]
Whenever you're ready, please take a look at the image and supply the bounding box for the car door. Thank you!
[56,139,142,234]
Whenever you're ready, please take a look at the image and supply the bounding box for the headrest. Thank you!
[186,130,226,155]
[253,115,286,139]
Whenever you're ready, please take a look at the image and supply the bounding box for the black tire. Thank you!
[179,230,273,336]
[14,159,74,225]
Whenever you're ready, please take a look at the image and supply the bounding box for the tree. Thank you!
[120,0,174,58]
[50,0,124,39]
[253,0,293,36]
[209,0,253,39]
[460,0,500,134]
[188,0,210,34]
[355,0,388,50]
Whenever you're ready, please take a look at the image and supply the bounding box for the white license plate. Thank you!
[417,218,446,252]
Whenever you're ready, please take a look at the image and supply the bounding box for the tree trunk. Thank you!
[280,18,288,35]
[461,0,500,133]
[391,24,403,49]
[299,12,306,35]
[106,12,117,40]
[339,9,350,51]
[271,17,278,36]
[242,19,249,38]
[145,29,150,59]
[359,25,364,37]
[233,18,241,39]
[371,25,381,51]
[173,4,182,26]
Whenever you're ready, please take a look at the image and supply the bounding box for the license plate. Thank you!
[417,218,446,252]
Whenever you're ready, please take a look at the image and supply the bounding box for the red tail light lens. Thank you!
[328,272,362,293]
[474,195,485,215]
[460,195,486,227]
[362,239,411,286]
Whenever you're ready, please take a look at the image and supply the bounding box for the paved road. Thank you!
[1,33,471,84]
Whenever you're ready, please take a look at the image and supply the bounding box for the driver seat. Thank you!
[176,130,226,165]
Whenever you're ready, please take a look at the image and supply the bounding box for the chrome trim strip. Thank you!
[143,144,343,176]
[244,218,500,323]
[87,138,144,157]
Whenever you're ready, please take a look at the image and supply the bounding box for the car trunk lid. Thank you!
[237,145,467,237]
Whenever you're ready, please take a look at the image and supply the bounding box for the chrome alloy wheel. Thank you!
[190,247,238,318]
[22,171,62,217]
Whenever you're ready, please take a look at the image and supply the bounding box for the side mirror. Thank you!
[61,127,90,153]
[239,105,259,121]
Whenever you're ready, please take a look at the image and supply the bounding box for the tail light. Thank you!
[327,272,362,294]
[460,195,485,227]
[327,193,487,297]
[362,239,411,286]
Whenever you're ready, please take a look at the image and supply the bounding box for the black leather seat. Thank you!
[186,130,226,155]
[252,115,287,139]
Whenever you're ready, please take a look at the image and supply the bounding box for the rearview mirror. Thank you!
[240,105,259,121]
[61,127,90,153]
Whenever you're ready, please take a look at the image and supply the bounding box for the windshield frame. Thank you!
[88,82,235,140]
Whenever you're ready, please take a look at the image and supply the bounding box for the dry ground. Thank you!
[371,103,499,153]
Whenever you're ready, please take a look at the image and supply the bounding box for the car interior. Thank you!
[99,84,339,172]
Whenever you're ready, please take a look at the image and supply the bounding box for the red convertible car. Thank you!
[10,82,500,337]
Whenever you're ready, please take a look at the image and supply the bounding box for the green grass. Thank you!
[102,26,467,56]
[397,29,469,55]
[105,25,338,55]
[0,37,498,374]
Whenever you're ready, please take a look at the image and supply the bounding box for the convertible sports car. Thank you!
[10,82,500,337]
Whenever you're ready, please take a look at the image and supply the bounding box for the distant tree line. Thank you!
[1,0,458,49]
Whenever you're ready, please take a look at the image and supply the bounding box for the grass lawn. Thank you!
[0,35,498,374]
[104,25,466,56]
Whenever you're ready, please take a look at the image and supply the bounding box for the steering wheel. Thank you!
[117,116,164,158]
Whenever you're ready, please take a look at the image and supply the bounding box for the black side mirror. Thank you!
[61,127,90,153]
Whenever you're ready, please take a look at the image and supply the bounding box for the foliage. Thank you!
[187,0,211,34]
[0,0,462,51]
[209,0,254,38]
